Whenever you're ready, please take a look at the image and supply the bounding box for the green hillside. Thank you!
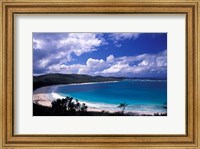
[33,73,124,90]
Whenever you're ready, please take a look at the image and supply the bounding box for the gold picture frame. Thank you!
[0,0,199,148]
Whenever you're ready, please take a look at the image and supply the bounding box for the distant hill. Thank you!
[33,73,124,90]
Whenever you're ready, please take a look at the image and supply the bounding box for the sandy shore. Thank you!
[33,86,112,112]
[33,83,166,115]
[33,83,106,112]
[33,81,118,108]
[33,86,55,107]
[33,84,116,112]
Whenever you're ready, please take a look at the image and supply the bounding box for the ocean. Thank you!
[52,80,167,114]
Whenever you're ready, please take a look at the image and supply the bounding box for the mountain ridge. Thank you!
[33,73,167,90]
[33,73,124,90]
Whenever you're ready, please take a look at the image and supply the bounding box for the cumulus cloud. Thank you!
[86,58,104,67]
[78,58,106,75]
[102,62,129,74]
[33,33,166,77]
[57,33,102,56]
[106,55,114,62]
[47,50,167,77]
[100,50,167,77]
[33,33,103,74]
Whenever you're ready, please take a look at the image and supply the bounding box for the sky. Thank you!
[33,33,167,78]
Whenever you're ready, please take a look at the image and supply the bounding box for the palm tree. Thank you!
[117,103,128,114]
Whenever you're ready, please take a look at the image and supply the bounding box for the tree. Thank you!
[51,96,88,114]
[117,103,128,114]
[74,99,81,111]
[81,103,88,112]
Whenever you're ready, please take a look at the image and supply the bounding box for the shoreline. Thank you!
[33,81,167,115]
[33,81,119,108]
[33,86,54,107]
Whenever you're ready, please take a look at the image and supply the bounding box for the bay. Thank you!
[53,80,167,114]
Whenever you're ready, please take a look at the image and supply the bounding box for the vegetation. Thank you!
[33,96,167,116]
[33,73,124,90]
[51,97,88,113]
[117,103,128,114]
[154,113,167,116]
[33,74,167,116]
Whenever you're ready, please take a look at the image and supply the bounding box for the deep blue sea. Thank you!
[53,80,167,114]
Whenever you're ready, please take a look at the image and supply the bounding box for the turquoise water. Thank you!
[54,80,167,114]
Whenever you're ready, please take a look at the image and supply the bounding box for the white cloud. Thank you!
[78,58,106,75]
[38,59,50,68]
[106,55,114,62]
[108,33,141,47]
[33,38,45,49]
[33,33,103,74]
[156,57,167,67]
[86,58,105,67]
[57,33,102,56]
[102,62,129,74]
[138,60,149,66]
[47,50,167,77]
[109,33,140,41]
[48,64,85,74]
[33,33,166,77]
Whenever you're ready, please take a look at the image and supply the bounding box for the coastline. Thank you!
[33,87,114,113]
[33,81,119,109]
[33,81,167,115]
[33,86,54,107]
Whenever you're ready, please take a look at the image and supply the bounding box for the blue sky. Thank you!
[33,33,167,78]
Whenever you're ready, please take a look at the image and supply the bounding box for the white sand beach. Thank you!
[33,83,118,112]
[33,81,118,107]
[33,85,115,112]
[33,86,54,107]
[33,82,166,115]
